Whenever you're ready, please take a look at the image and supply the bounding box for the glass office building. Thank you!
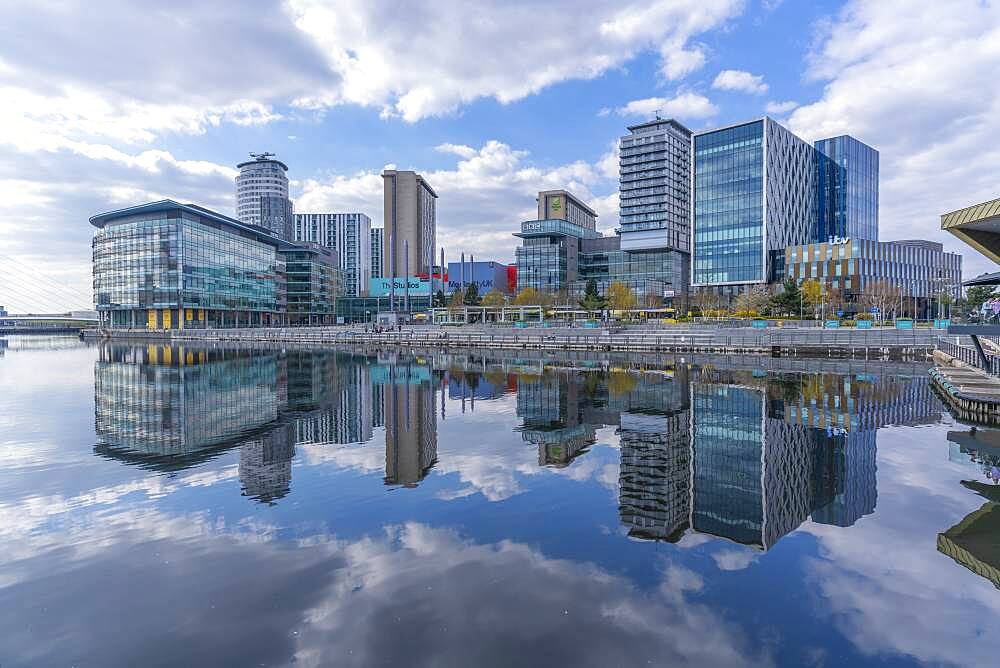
[783,238,962,318]
[91,200,291,329]
[577,239,684,301]
[692,118,816,291]
[514,218,596,292]
[815,135,879,242]
[514,201,687,303]
[619,118,693,303]
[281,243,340,325]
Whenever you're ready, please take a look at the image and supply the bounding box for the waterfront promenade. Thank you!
[86,323,943,359]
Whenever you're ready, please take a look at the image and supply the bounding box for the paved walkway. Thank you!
[931,365,1000,404]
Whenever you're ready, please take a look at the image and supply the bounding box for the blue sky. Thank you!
[1,0,998,311]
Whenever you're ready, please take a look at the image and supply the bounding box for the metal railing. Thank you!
[132,325,940,357]
[937,336,1000,376]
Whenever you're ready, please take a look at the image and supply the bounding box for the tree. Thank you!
[481,289,507,307]
[936,290,954,319]
[448,290,464,310]
[734,285,769,317]
[433,289,447,307]
[607,370,638,397]
[692,288,718,318]
[463,282,481,306]
[607,281,637,312]
[579,279,607,314]
[553,288,573,307]
[825,287,845,318]
[514,287,543,305]
[862,280,901,322]
[643,293,663,309]
[966,285,997,312]
[770,279,802,317]
[801,279,823,313]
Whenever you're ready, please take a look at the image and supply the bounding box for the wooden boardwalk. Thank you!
[930,365,1000,424]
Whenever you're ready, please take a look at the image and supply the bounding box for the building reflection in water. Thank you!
[939,428,1000,589]
[511,364,939,551]
[93,344,393,504]
[92,343,944,547]
[381,361,438,487]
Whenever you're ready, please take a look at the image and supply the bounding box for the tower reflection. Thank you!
[91,343,941,546]
[381,362,438,487]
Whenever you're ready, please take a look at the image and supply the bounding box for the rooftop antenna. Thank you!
[249,151,276,160]
[654,109,662,120]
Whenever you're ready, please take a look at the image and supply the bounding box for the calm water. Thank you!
[1,335,998,667]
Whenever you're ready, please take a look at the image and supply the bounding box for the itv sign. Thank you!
[369,277,432,297]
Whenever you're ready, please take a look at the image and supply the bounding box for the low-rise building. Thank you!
[514,190,684,304]
[281,243,340,325]
[91,200,294,329]
[782,237,962,317]
[446,260,513,295]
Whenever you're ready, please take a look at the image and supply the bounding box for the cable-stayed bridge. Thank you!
[0,252,93,313]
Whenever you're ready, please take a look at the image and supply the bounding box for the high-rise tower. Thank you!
[382,170,437,278]
[236,152,293,239]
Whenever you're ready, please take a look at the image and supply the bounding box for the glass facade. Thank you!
[692,120,765,285]
[335,295,431,323]
[815,136,879,242]
[92,202,289,329]
[693,118,817,290]
[258,194,294,241]
[783,238,962,317]
[515,234,578,292]
[514,217,686,302]
[281,245,340,325]
[576,245,683,300]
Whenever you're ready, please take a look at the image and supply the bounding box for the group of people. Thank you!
[977,297,1000,322]
[362,323,403,334]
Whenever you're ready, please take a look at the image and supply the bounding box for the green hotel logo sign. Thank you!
[550,196,562,212]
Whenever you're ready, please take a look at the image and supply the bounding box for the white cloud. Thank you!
[0,0,747,304]
[289,0,743,121]
[712,548,759,571]
[616,92,719,120]
[765,100,799,115]
[659,43,708,81]
[787,0,1000,278]
[711,69,769,95]
[434,143,478,159]
[298,139,619,263]
[798,426,1000,668]
[0,144,237,311]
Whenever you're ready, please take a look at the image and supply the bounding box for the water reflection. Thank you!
[4,339,999,666]
[93,342,945,554]
[939,428,1000,589]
